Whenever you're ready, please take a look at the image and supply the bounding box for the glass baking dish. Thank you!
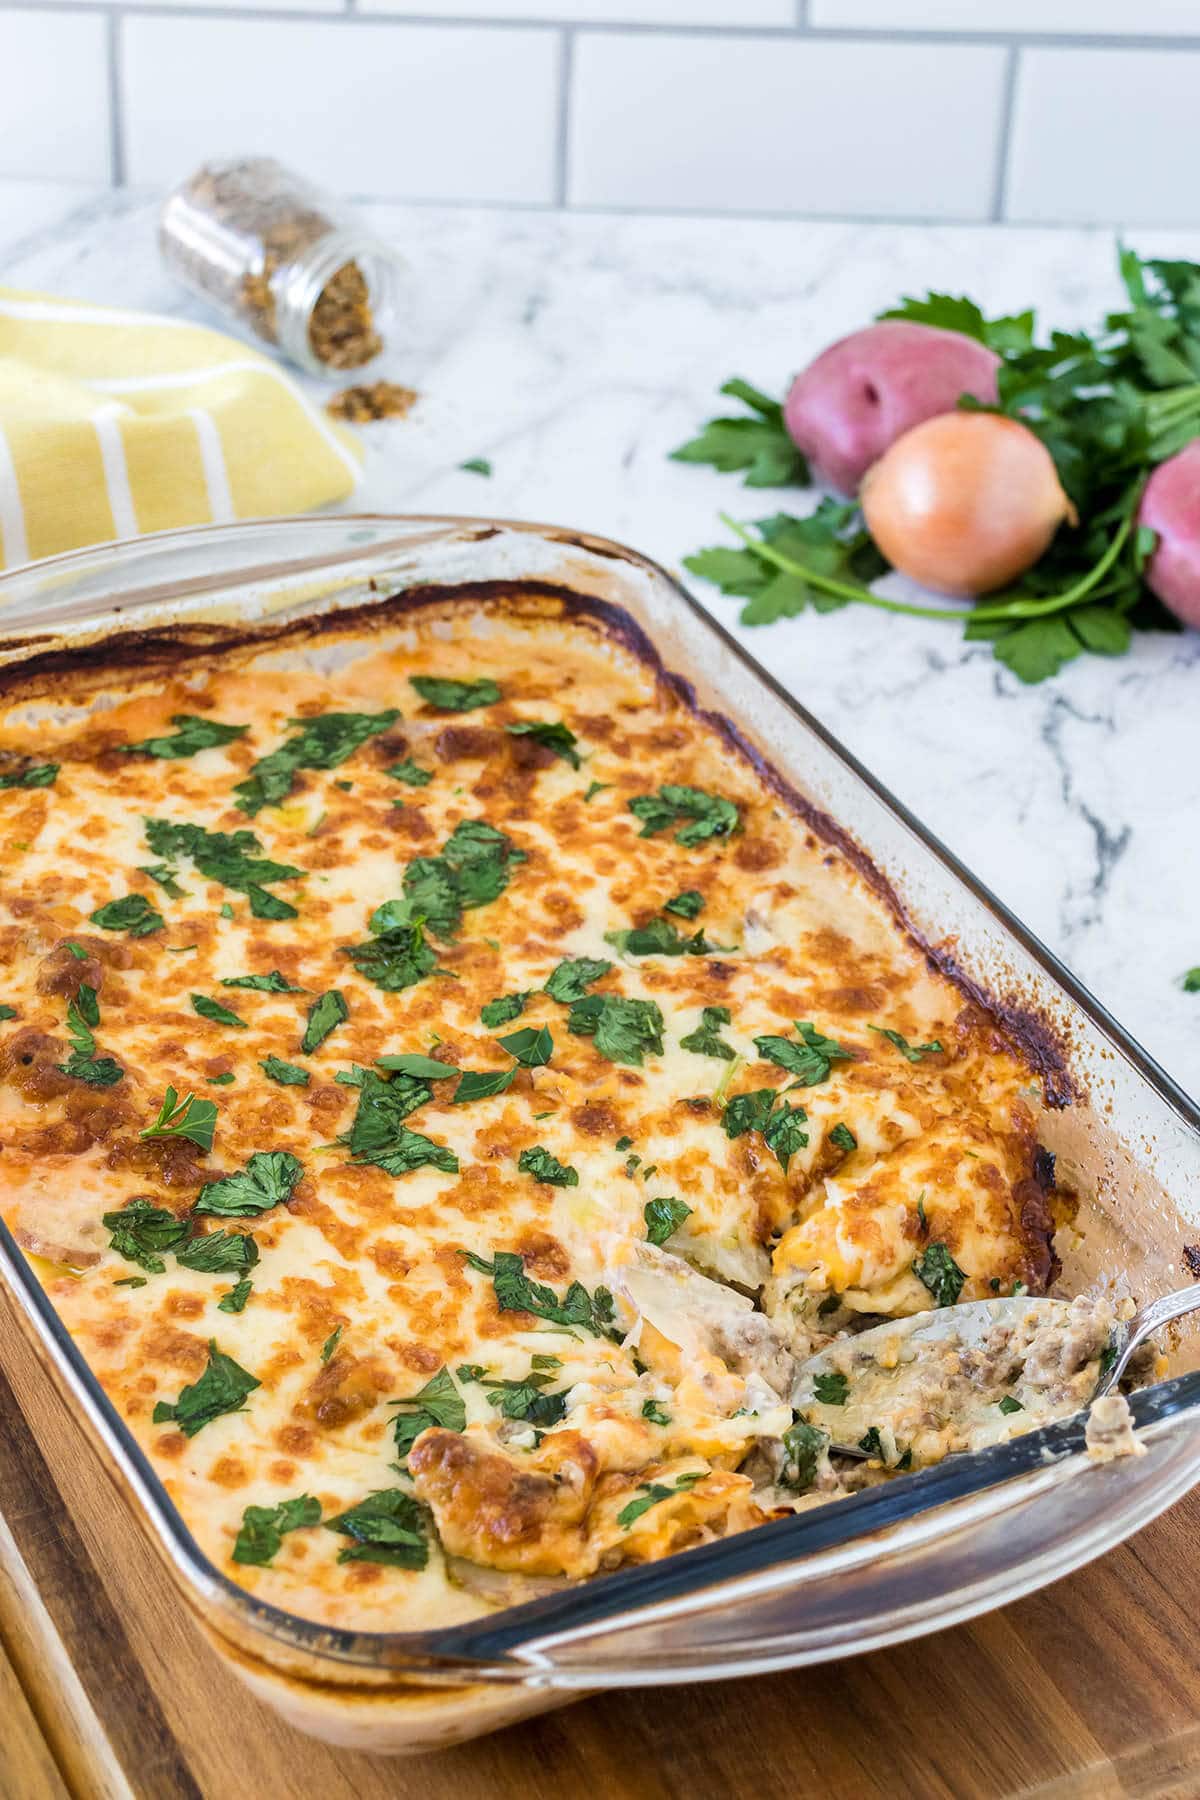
[1,514,1199,1756]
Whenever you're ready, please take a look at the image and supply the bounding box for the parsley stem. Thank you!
[719,515,974,623]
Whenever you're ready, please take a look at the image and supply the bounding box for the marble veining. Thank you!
[0,181,1197,1096]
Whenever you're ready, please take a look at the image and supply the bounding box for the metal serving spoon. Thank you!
[792,1284,1200,1462]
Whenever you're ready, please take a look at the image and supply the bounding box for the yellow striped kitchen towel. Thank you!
[0,286,363,569]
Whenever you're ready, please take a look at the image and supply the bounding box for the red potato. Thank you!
[784,321,1001,495]
[861,411,1074,596]
[1138,442,1200,628]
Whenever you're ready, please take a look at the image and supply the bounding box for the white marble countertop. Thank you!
[2,180,1198,1099]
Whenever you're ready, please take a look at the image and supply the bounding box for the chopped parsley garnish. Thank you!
[567,992,664,1067]
[114,1276,147,1289]
[300,988,348,1055]
[858,1427,886,1459]
[461,1249,614,1337]
[207,1072,236,1086]
[0,1004,16,1021]
[722,1087,809,1171]
[643,1196,692,1247]
[680,1004,736,1060]
[339,1070,458,1178]
[409,676,501,712]
[454,1025,553,1103]
[140,1086,218,1153]
[218,1277,253,1313]
[261,1056,310,1087]
[89,893,164,937]
[543,957,612,1005]
[0,761,57,789]
[411,818,526,939]
[480,992,529,1027]
[344,918,439,992]
[375,1052,460,1080]
[829,1122,857,1153]
[324,1489,428,1568]
[615,1136,633,1152]
[915,1191,928,1233]
[782,1420,829,1490]
[753,1020,852,1085]
[583,780,611,802]
[176,1230,259,1275]
[518,1144,578,1187]
[152,1340,260,1437]
[103,1198,188,1273]
[194,1150,304,1218]
[220,970,305,992]
[234,709,400,816]
[483,1357,567,1429]
[233,1494,321,1566]
[663,890,704,919]
[391,1366,466,1461]
[459,457,492,477]
[386,758,433,787]
[220,903,234,920]
[605,917,723,958]
[56,983,123,1087]
[628,784,740,847]
[191,993,246,1029]
[144,819,302,921]
[998,1394,1025,1415]
[812,1371,849,1406]
[1184,967,1200,993]
[506,719,581,768]
[912,1241,966,1306]
[617,1471,704,1529]
[122,715,249,759]
[869,1024,945,1063]
[321,1325,344,1363]
[138,863,188,899]
[642,1398,671,1427]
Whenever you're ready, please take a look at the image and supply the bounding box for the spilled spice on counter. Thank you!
[326,382,419,424]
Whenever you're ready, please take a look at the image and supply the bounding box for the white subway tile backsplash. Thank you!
[1007,47,1200,225]
[361,0,795,20]
[0,9,110,184]
[121,16,561,203]
[568,34,1006,218]
[811,1,1200,32]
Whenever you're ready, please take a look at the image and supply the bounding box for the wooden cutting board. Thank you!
[3,1283,1199,1800]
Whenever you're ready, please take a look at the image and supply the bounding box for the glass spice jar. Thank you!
[158,157,402,378]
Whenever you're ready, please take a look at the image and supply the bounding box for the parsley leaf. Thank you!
[233,1494,321,1566]
[483,1363,568,1429]
[605,917,724,958]
[0,761,58,789]
[375,1052,460,1080]
[642,1398,671,1427]
[671,378,806,487]
[628,784,740,847]
[679,1004,736,1060]
[191,994,246,1029]
[812,1371,849,1406]
[0,1004,15,1021]
[782,1419,829,1491]
[122,715,249,759]
[409,676,501,712]
[617,1471,705,1529]
[324,1489,428,1569]
[459,457,493,477]
[583,780,611,802]
[1182,968,1200,993]
[643,1196,692,1246]
[391,1367,466,1461]
[218,1277,253,1313]
[754,1020,852,1085]
[90,894,164,937]
[388,819,525,943]
[220,971,305,992]
[912,1241,966,1306]
[869,1024,944,1063]
[498,1024,553,1067]
[480,992,529,1027]
[261,1056,309,1086]
[234,709,400,816]
[57,983,124,1087]
[140,1086,218,1152]
[152,1340,260,1437]
[144,819,302,921]
[723,1087,809,1171]
[386,758,433,787]
[461,1249,613,1337]
[506,720,581,768]
[829,1122,857,1153]
[663,890,704,919]
[103,1198,188,1274]
[176,1230,259,1275]
[340,1070,458,1178]
[543,957,612,1004]
[300,989,348,1055]
[998,1394,1025,1415]
[138,863,188,899]
[518,1145,579,1187]
[194,1150,304,1218]
[567,993,664,1066]
[207,1072,235,1086]
[343,919,438,992]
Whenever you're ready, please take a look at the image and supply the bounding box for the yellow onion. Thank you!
[860,412,1075,596]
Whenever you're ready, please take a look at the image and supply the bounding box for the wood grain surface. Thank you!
[2,1282,1198,1800]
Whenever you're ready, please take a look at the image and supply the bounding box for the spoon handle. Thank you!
[1100,1283,1200,1395]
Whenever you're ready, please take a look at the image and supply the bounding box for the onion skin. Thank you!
[860,412,1074,597]
[1138,442,1200,628]
[784,321,1000,495]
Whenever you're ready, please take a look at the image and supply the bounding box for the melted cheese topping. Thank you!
[0,598,1055,1631]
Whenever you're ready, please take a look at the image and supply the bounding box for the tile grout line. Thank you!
[990,42,1019,224]
[107,7,126,188]
[554,25,572,210]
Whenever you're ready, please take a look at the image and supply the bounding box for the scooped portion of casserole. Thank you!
[0,591,1065,1628]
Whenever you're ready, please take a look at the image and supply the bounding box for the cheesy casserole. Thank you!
[0,588,1059,1631]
